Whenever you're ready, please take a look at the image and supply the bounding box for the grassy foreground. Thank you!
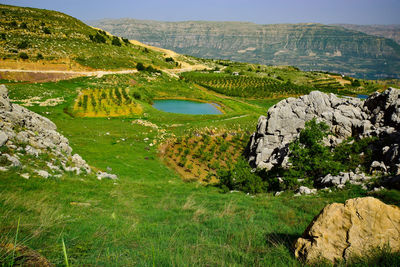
[1,73,400,266]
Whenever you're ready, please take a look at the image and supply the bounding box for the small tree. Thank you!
[351,79,361,87]
[37,53,44,60]
[285,118,342,184]
[43,27,51,34]
[136,62,145,71]
[90,33,106,44]
[19,52,29,59]
[217,157,268,194]
[111,37,121,46]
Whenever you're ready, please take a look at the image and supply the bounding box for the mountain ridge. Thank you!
[89,19,400,79]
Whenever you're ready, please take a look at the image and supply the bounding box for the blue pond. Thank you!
[357,94,369,100]
[153,99,223,115]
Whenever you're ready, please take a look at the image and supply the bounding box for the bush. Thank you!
[89,33,106,43]
[18,52,29,59]
[136,62,145,71]
[333,136,377,171]
[133,92,141,100]
[284,119,342,185]
[36,53,44,60]
[351,79,361,87]
[0,33,5,40]
[217,157,268,194]
[165,57,174,62]
[17,41,28,49]
[111,37,121,46]
[43,27,51,34]
[20,22,27,29]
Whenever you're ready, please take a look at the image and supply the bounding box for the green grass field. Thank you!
[1,72,400,266]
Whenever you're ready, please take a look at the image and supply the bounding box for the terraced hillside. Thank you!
[180,61,382,98]
[0,4,196,71]
[90,19,400,79]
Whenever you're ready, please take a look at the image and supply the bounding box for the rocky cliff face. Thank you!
[247,88,400,177]
[89,19,400,79]
[336,24,400,45]
[0,85,115,180]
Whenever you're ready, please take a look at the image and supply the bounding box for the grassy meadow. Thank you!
[1,71,400,266]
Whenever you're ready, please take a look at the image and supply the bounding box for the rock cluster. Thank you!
[0,85,116,180]
[317,171,371,188]
[294,197,400,263]
[247,88,400,180]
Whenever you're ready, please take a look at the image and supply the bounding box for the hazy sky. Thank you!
[1,0,399,24]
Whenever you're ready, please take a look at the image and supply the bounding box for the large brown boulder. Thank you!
[294,197,400,264]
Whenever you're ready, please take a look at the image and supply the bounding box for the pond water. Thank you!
[357,94,369,100]
[153,99,223,115]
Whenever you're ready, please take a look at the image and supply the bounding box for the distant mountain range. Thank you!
[89,19,400,79]
[335,24,400,45]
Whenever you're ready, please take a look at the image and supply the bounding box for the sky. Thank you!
[1,0,399,25]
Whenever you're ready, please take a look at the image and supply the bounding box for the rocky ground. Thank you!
[0,85,116,181]
[247,88,400,194]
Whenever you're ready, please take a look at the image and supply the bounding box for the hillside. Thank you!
[89,19,400,79]
[337,24,400,45]
[0,4,203,71]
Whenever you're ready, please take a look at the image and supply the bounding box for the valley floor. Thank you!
[1,73,399,266]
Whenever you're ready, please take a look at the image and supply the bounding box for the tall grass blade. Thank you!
[11,216,20,266]
[62,237,70,267]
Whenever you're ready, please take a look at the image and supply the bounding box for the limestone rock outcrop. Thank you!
[294,197,400,263]
[247,88,400,176]
[0,85,113,179]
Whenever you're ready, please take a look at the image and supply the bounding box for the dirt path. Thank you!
[0,68,139,82]
[0,68,138,77]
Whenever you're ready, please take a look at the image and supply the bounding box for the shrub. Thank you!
[217,157,268,194]
[351,79,361,87]
[89,33,106,43]
[333,136,377,171]
[20,22,27,29]
[111,37,121,46]
[136,62,145,71]
[165,57,174,62]
[0,155,11,166]
[133,92,141,100]
[10,21,17,27]
[122,37,130,44]
[284,119,342,184]
[36,53,44,60]
[43,27,51,34]
[17,41,28,49]
[18,52,29,59]
[0,33,5,40]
